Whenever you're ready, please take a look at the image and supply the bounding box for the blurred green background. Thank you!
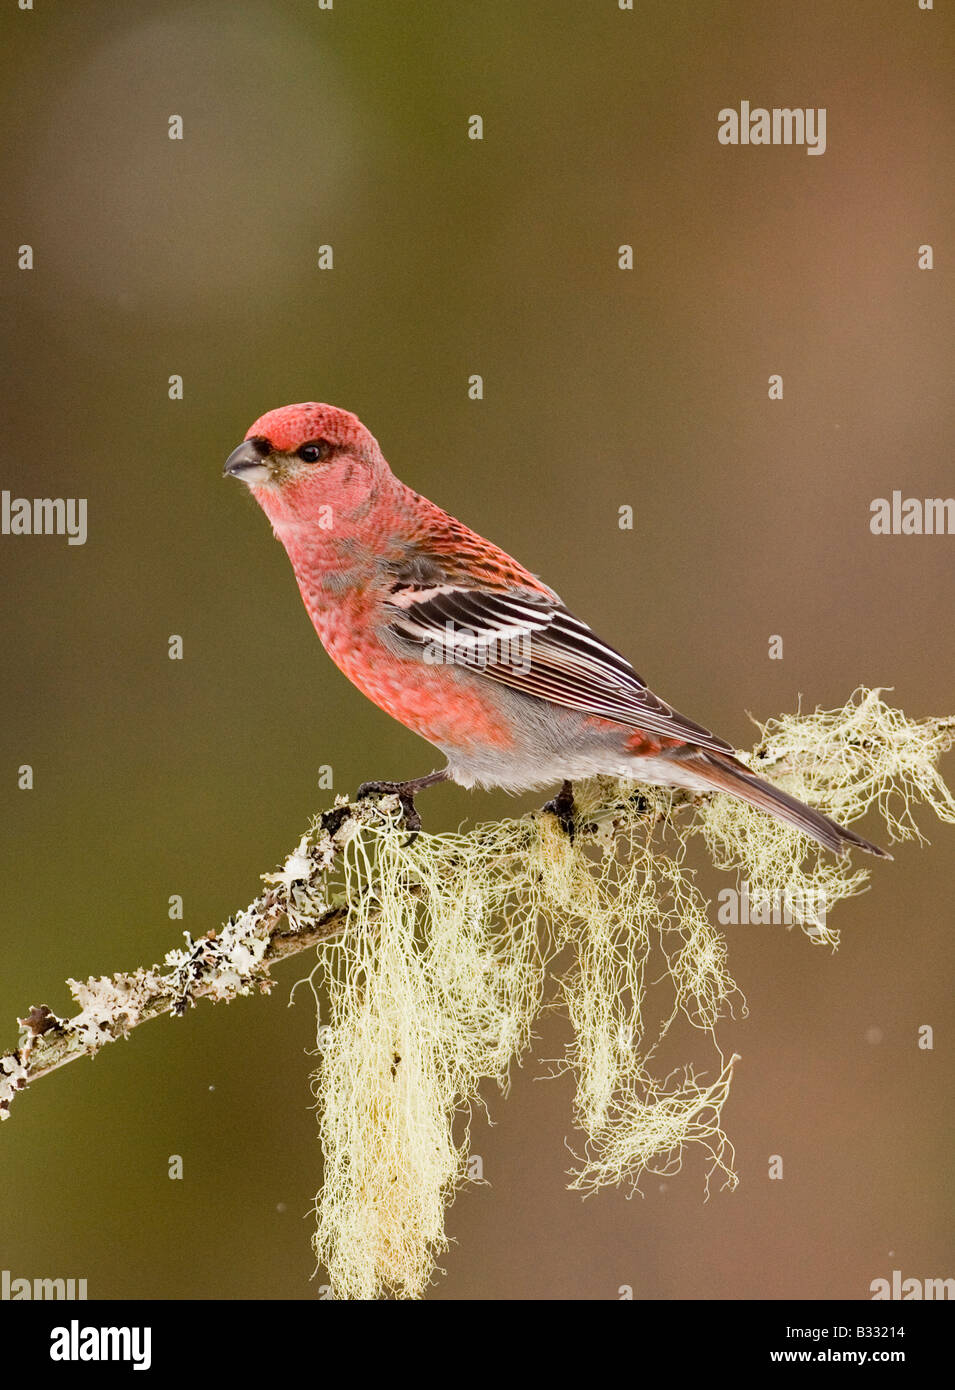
[1,0,952,1300]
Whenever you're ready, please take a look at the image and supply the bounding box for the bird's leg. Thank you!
[543,779,577,840]
[356,768,450,837]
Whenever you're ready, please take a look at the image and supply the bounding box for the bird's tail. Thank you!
[672,748,891,858]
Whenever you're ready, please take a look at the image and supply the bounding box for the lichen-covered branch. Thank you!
[0,799,374,1119]
[2,688,953,1302]
[0,787,639,1121]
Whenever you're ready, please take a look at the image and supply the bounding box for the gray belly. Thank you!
[429,684,713,794]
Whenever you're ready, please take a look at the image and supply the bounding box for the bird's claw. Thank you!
[543,780,577,841]
[356,779,399,800]
[356,780,423,846]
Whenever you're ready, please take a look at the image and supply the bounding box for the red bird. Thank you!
[224,402,886,857]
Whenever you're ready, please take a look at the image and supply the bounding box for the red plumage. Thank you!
[225,403,888,858]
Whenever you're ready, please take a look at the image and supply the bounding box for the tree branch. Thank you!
[2,787,637,1120]
[0,724,874,1121]
[0,797,388,1118]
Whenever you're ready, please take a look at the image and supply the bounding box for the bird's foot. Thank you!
[356,780,423,840]
[543,780,577,841]
[356,770,449,845]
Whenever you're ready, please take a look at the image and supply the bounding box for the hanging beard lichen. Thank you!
[281,688,955,1299]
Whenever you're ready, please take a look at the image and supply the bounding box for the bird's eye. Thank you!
[298,440,332,464]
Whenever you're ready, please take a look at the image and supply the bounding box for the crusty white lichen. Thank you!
[0,1051,29,1119]
[0,795,380,1117]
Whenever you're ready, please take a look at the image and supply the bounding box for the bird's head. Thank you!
[223,402,392,527]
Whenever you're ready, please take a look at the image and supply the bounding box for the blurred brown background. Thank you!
[1,0,952,1300]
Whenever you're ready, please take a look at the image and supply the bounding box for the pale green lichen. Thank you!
[310,815,548,1301]
[302,689,954,1298]
[698,687,955,946]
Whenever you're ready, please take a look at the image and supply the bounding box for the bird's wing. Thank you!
[384,577,735,756]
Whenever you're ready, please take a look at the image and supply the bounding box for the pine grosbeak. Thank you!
[224,402,886,856]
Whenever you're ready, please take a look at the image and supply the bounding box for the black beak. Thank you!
[223,439,271,478]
